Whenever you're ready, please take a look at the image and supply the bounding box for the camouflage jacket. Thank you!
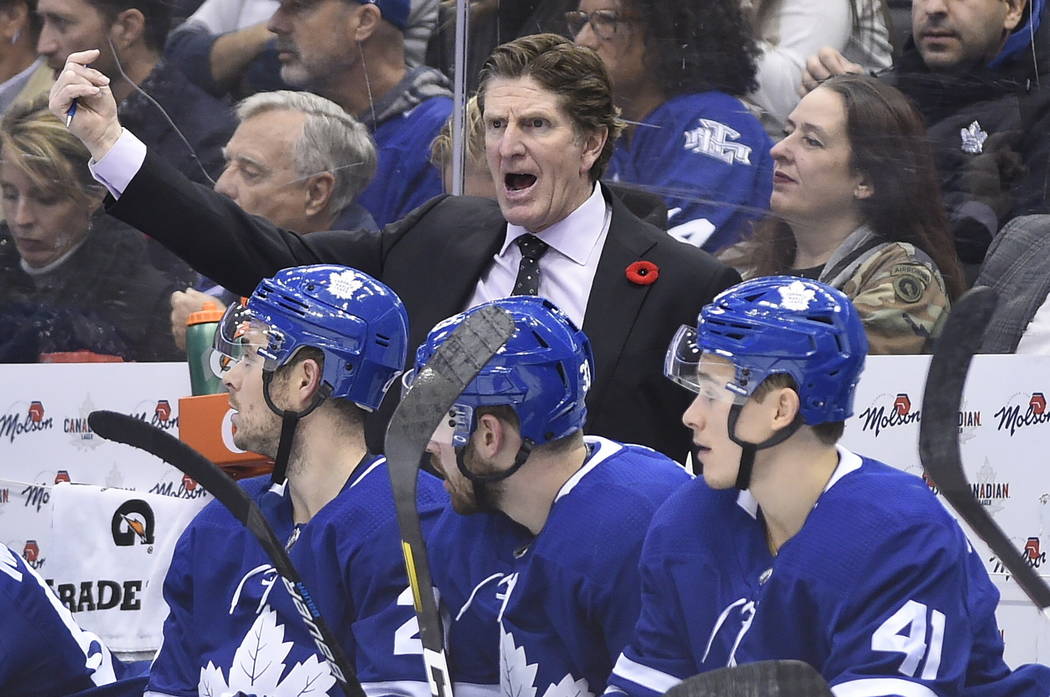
[739,226,951,354]
[822,226,950,355]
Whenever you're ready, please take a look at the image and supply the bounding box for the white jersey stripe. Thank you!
[832,678,940,697]
[611,654,683,694]
[361,679,432,697]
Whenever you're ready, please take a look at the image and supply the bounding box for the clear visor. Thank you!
[402,369,475,448]
[663,325,747,404]
[211,303,275,378]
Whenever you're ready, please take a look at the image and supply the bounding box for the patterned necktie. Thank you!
[512,234,550,296]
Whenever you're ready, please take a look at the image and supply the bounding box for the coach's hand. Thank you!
[48,49,123,161]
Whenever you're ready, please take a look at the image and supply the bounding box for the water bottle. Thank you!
[185,301,225,396]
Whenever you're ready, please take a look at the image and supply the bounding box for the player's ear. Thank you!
[475,412,504,458]
[772,388,801,431]
[293,356,325,409]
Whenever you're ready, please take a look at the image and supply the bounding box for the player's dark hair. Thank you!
[83,0,172,53]
[477,33,625,181]
[477,405,582,455]
[745,74,964,301]
[622,0,759,97]
[752,373,844,446]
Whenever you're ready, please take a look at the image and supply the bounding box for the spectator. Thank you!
[974,214,1050,352]
[53,34,740,460]
[0,100,178,362]
[743,0,892,136]
[0,0,51,116]
[425,0,574,95]
[36,0,236,186]
[163,0,439,100]
[170,88,380,351]
[802,0,1049,276]
[570,0,774,253]
[429,94,496,197]
[737,74,964,354]
[267,0,451,227]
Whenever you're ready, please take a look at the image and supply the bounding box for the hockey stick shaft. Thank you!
[918,287,1050,611]
[87,409,367,697]
[385,305,516,697]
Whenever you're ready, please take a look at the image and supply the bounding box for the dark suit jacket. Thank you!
[109,151,740,460]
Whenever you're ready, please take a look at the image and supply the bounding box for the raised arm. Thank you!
[49,50,383,296]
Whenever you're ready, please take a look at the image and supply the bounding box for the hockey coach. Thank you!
[50,31,739,461]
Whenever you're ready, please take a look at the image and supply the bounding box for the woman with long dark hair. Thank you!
[569,0,773,253]
[742,74,964,354]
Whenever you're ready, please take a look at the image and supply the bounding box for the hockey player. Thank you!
[0,541,147,697]
[148,265,446,697]
[415,296,691,697]
[606,276,1050,697]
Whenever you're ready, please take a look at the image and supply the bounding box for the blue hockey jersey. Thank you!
[605,92,773,253]
[607,446,1050,697]
[147,455,447,697]
[428,436,691,697]
[0,542,145,697]
[356,96,451,229]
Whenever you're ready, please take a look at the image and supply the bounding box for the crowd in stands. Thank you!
[4,0,1050,376]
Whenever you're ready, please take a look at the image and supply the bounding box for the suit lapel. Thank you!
[583,190,657,405]
[402,202,506,357]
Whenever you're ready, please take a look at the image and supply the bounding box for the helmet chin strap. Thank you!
[726,402,804,490]
[454,438,534,512]
[262,370,330,487]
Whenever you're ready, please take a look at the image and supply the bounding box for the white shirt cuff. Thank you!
[88,128,147,199]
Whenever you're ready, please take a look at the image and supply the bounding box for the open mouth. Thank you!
[505,173,537,191]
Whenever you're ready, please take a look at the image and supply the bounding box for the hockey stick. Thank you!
[665,660,833,697]
[918,286,1050,613]
[86,409,366,697]
[385,305,516,697]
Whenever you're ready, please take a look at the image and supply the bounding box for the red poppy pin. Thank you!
[626,260,659,286]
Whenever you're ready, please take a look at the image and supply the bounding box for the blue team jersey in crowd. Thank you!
[607,446,1050,697]
[356,96,452,228]
[605,92,773,253]
[148,456,447,697]
[0,542,145,697]
[428,436,692,697]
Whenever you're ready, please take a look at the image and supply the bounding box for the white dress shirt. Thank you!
[466,184,612,329]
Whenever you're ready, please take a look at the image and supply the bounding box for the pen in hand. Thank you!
[65,100,77,127]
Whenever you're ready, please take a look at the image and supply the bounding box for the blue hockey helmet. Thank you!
[215,265,409,412]
[665,276,867,425]
[409,296,593,447]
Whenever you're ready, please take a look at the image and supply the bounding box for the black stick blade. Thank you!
[87,409,365,697]
[666,661,833,697]
[919,287,1050,610]
[89,410,249,517]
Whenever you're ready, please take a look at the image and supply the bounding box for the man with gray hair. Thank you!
[216,89,378,234]
[170,88,379,349]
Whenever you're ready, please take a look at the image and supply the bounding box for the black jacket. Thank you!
[0,219,181,362]
[108,151,741,459]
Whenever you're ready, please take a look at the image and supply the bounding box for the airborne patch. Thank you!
[890,265,928,304]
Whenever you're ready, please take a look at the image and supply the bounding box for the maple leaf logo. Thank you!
[500,625,538,697]
[198,608,338,696]
[541,673,594,697]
